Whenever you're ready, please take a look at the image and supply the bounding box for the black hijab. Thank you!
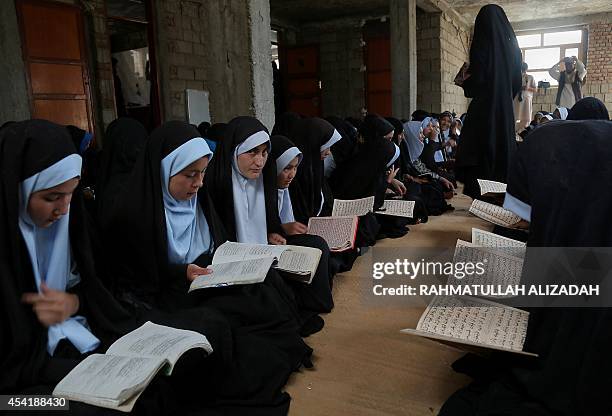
[325,116,359,164]
[454,4,522,195]
[272,112,301,137]
[206,122,228,143]
[329,128,398,208]
[205,116,283,239]
[360,114,394,144]
[385,117,405,145]
[501,120,612,414]
[96,118,148,224]
[567,97,610,121]
[0,120,133,392]
[103,121,227,302]
[287,117,336,223]
[197,121,211,138]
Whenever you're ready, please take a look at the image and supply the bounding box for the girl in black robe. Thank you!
[204,117,330,334]
[385,116,429,224]
[271,134,334,318]
[101,120,312,413]
[96,118,148,230]
[454,4,522,199]
[331,115,409,238]
[441,120,612,415]
[287,117,379,268]
[0,120,230,415]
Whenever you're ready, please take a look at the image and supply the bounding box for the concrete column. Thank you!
[390,0,417,119]
[0,1,31,123]
[248,0,275,130]
[155,0,274,129]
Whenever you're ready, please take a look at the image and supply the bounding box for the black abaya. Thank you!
[441,120,612,416]
[454,4,522,199]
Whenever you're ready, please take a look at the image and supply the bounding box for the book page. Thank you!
[211,241,287,265]
[414,295,529,352]
[449,239,524,293]
[277,246,322,284]
[53,354,166,411]
[376,200,415,218]
[471,228,526,259]
[477,179,507,195]
[106,322,213,375]
[332,196,375,217]
[469,199,521,228]
[307,216,357,251]
[189,257,274,292]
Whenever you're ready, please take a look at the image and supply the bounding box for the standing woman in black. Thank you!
[454,4,522,199]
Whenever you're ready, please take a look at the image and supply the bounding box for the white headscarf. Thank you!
[387,143,401,168]
[319,128,342,152]
[231,131,271,243]
[403,121,425,162]
[19,154,101,356]
[556,107,569,120]
[161,138,213,264]
[275,147,302,224]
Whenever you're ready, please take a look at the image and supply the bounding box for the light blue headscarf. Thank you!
[387,143,401,168]
[18,154,101,356]
[275,146,302,224]
[403,121,425,162]
[231,130,271,244]
[161,138,214,264]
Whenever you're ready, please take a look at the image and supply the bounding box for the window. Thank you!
[515,28,585,87]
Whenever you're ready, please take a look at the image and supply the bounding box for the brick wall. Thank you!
[417,10,441,114]
[439,12,470,116]
[298,20,366,118]
[417,10,470,116]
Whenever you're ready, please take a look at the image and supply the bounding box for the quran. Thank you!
[471,228,526,259]
[469,199,521,228]
[477,179,507,195]
[53,322,213,412]
[401,296,536,356]
[189,256,275,291]
[209,241,322,284]
[332,196,375,217]
[376,200,415,218]
[307,216,359,252]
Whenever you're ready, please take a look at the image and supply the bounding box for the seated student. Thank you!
[100,121,313,404]
[96,118,148,230]
[203,117,333,333]
[401,121,454,215]
[567,96,610,121]
[323,116,360,179]
[419,117,455,184]
[288,116,379,269]
[384,117,429,224]
[331,115,410,238]
[0,120,227,415]
[441,119,612,416]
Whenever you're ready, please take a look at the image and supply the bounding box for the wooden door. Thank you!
[17,0,94,131]
[364,36,392,117]
[283,45,322,117]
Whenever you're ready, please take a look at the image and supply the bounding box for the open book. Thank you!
[471,228,526,259]
[469,199,522,228]
[209,241,322,284]
[189,256,275,291]
[53,322,213,412]
[332,196,374,217]
[375,200,415,218]
[477,179,507,195]
[401,296,536,356]
[449,239,524,296]
[307,215,359,252]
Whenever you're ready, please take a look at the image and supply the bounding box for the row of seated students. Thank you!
[0,110,462,415]
[6,97,607,414]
